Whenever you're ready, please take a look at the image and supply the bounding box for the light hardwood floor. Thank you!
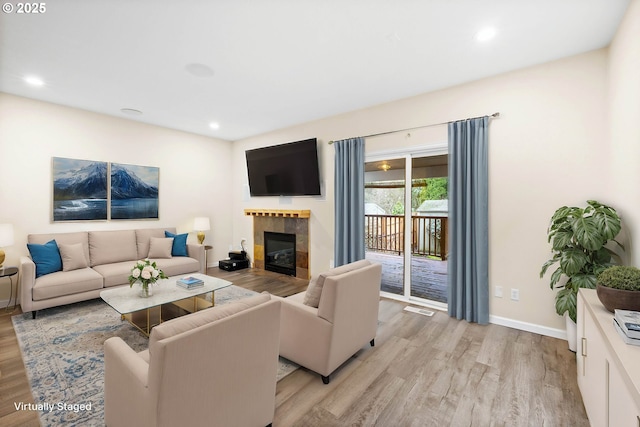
[0,268,589,426]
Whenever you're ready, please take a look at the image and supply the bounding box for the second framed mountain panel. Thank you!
[110,163,159,220]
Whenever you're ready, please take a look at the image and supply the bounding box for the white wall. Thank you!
[609,0,640,266]
[232,48,610,334]
[0,93,234,300]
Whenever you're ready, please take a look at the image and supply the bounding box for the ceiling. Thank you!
[0,0,630,141]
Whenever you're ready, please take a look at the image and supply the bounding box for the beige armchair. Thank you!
[276,259,382,384]
[104,293,280,427]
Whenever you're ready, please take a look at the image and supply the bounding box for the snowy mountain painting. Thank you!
[110,163,159,220]
[52,157,108,221]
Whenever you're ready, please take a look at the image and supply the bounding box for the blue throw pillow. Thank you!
[165,231,188,257]
[27,239,63,278]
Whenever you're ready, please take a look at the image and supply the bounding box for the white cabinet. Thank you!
[609,358,640,427]
[577,296,608,427]
[577,289,640,427]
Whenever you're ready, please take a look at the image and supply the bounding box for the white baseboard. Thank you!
[382,292,567,340]
[489,314,567,340]
[0,298,17,310]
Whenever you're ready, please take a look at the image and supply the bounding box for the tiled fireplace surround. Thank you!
[245,209,310,280]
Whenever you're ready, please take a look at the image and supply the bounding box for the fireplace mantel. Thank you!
[244,209,310,218]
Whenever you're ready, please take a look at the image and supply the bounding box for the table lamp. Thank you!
[193,217,210,245]
[0,224,15,269]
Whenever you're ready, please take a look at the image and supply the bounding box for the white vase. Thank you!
[566,314,577,352]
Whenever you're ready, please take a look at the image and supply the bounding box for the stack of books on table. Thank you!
[177,276,204,289]
[613,309,640,346]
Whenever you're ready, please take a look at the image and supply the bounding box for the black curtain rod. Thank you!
[328,112,500,144]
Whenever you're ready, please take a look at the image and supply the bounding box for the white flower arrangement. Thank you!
[128,258,168,292]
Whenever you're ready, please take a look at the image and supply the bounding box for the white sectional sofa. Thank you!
[19,227,205,318]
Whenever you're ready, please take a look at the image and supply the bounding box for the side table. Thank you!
[1,266,18,311]
[204,245,213,272]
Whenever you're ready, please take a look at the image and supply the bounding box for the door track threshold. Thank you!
[404,306,435,317]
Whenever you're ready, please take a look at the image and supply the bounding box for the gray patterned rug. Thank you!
[12,285,298,427]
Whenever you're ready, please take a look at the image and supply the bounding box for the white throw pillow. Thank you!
[58,242,89,272]
[148,237,174,259]
[302,276,322,307]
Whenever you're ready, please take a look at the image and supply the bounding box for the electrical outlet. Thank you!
[511,288,520,301]
[495,286,503,298]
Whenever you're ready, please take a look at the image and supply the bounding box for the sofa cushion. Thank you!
[149,257,199,278]
[149,293,270,357]
[303,259,371,308]
[165,231,188,257]
[92,261,139,288]
[135,228,176,259]
[32,267,103,300]
[58,242,89,272]
[89,230,138,267]
[138,349,150,363]
[148,237,173,259]
[27,240,62,278]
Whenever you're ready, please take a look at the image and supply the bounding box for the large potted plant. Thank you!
[596,266,640,312]
[540,200,623,351]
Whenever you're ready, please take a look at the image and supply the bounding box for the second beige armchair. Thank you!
[275,259,382,384]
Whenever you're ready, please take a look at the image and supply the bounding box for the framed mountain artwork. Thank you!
[110,163,159,220]
[52,157,108,221]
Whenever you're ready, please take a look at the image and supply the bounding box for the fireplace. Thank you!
[246,209,309,279]
[264,232,296,276]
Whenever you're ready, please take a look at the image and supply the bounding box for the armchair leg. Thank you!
[32,311,37,320]
[321,375,330,384]
[370,339,375,347]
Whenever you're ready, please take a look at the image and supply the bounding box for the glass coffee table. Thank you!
[100,273,232,336]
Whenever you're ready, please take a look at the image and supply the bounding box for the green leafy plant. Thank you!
[540,200,623,322]
[597,266,640,291]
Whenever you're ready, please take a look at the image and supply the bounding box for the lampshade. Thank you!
[0,224,14,247]
[193,217,211,231]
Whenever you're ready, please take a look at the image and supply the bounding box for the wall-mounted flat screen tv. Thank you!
[246,138,321,197]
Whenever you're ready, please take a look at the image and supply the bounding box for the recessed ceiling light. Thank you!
[476,27,497,42]
[209,122,220,130]
[24,75,45,87]
[186,63,215,78]
[120,108,143,116]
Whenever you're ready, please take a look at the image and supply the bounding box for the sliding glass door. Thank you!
[409,156,448,304]
[365,147,448,307]
[364,157,406,297]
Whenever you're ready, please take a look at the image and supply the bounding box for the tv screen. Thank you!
[246,138,321,196]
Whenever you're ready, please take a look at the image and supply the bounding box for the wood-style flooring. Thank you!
[0,267,589,426]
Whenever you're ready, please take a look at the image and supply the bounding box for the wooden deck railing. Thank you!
[365,214,447,260]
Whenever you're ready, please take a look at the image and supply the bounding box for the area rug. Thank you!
[12,285,298,427]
